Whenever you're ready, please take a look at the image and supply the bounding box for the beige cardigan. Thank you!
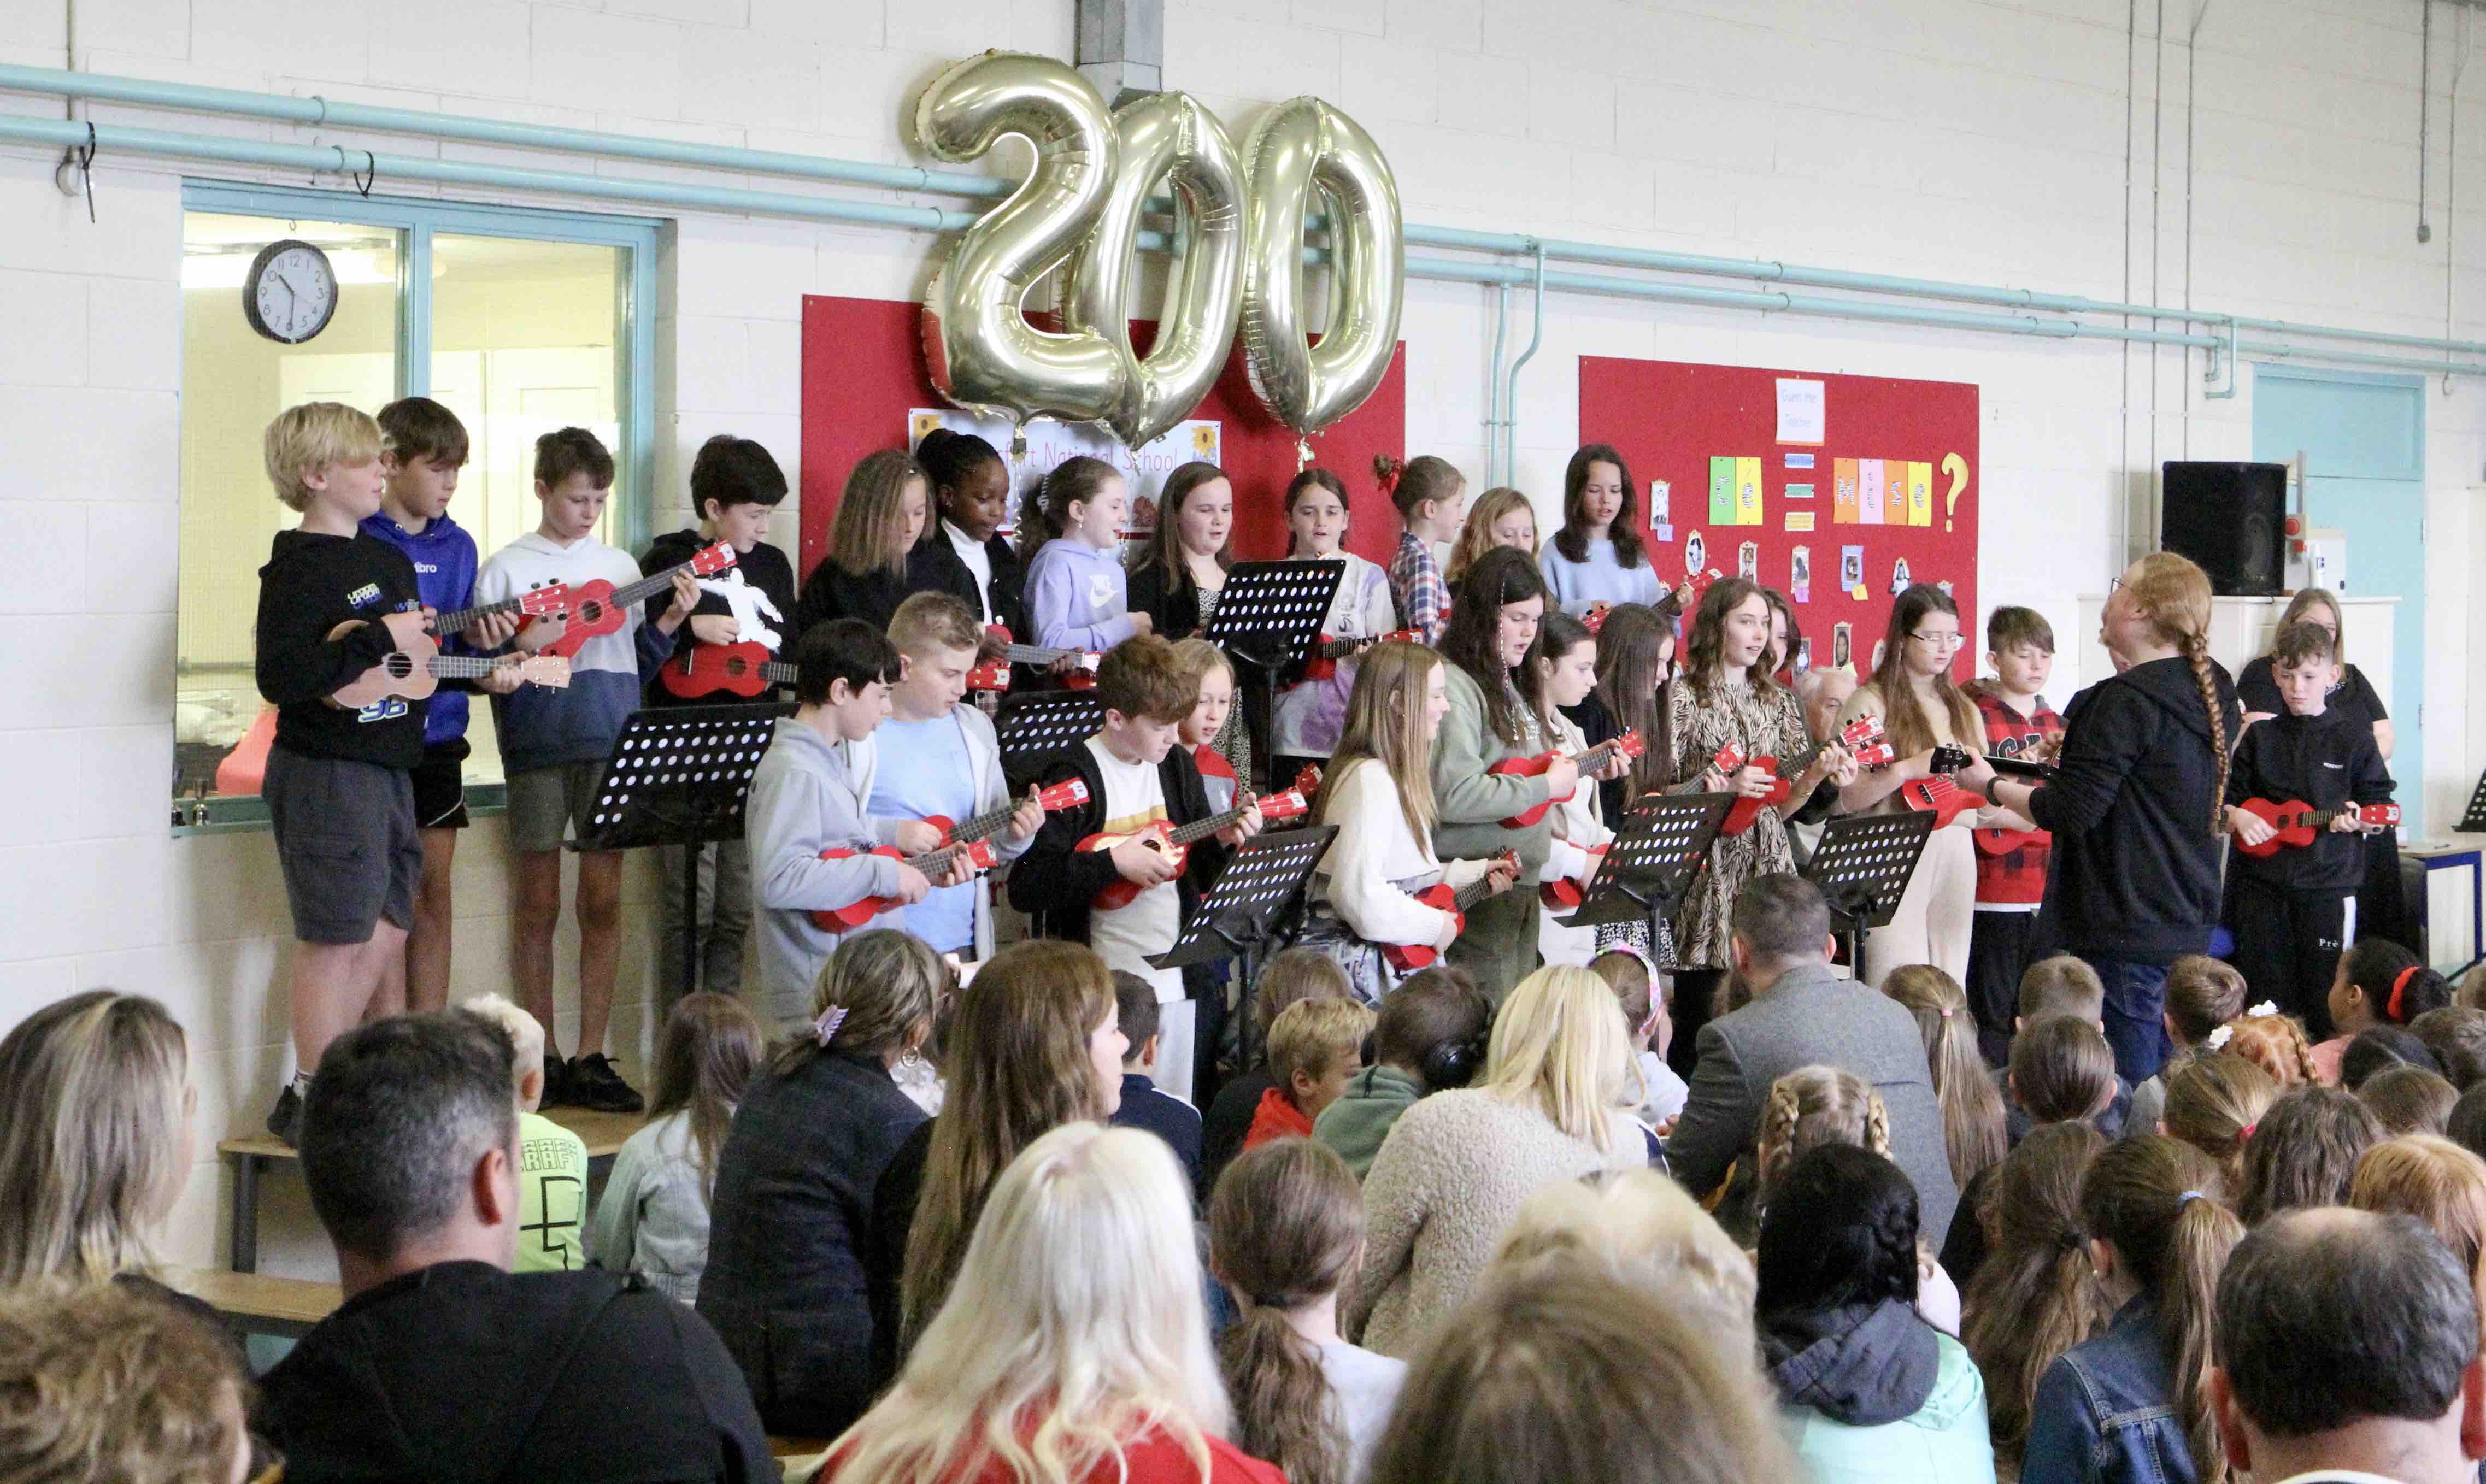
[1345,1086,1643,1359]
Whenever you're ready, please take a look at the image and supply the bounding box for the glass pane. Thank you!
[430,234,628,790]
[175,213,402,818]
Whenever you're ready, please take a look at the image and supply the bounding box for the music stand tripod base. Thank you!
[571,703,791,995]
[1799,810,1938,986]
[1556,792,1738,929]
[1203,560,1345,791]
[1151,823,1338,1072]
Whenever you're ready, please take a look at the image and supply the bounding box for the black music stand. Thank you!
[1204,560,1344,791]
[1153,824,1338,1070]
[2459,768,2486,834]
[995,689,1107,791]
[572,704,791,997]
[1800,811,1938,986]
[1554,792,1737,929]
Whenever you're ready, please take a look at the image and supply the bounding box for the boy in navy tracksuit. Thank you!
[360,398,521,1017]
[2222,620,2395,1037]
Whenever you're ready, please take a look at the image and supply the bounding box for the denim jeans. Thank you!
[2086,956,2174,1085]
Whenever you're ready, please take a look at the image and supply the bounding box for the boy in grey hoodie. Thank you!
[748,621,972,1024]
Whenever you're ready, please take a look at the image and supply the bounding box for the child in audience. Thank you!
[1108,969,1204,1197]
[1203,950,1356,1188]
[475,426,696,1114]
[2342,1026,2444,1090]
[2412,1006,2486,1090]
[2009,1015,2123,1138]
[1539,444,1664,616]
[361,397,520,1017]
[1442,485,1537,587]
[1247,999,1377,1150]
[2214,1003,2323,1088]
[1314,965,1492,1179]
[1019,455,1151,657]
[1383,454,1466,644]
[909,428,1024,638]
[1173,638,1243,814]
[2454,1085,2486,1163]
[2161,1053,2277,1192]
[1011,633,1260,1102]
[589,992,762,1305]
[2222,621,2395,1037]
[1587,946,1689,1128]
[795,447,933,634]
[2005,955,2132,1142]
[828,1123,1283,1484]
[868,592,1046,961]
[1533,611,1619,963]
[1210,1139,1408,1484]
[749,621,962,1022]
[2350,1134,2486,1314]
[2314,936,2455,1085]
[2466,963,2486,1012]
[0,1284,255,1484]
[1960,1122,2111,1469]
[1301,641,1518,1002]
[1885,964,2008,1193]
[1964,605,2066,1063]
[462,994,590,1273]
[641,433,797,1008]
[2023,1137,2242,1484]
[1272,467,1398,781]
[2238,1085,2385,1224]
[2127,955,2248,1137]
[254,402,433,1142]
[2361,1064,2458,1136]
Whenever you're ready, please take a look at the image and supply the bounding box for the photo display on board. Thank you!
[1579,357,1980,682]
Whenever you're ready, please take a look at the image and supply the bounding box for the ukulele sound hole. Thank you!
[387,656,414,679]
[577,602,606,624]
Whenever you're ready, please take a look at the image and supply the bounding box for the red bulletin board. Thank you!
[1579,357,1980,679]
[799,295,1409,580]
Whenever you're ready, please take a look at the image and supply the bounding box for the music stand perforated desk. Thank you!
[1554,792,1737,929]
[1800,811,1938,986]
[1154,823,1338,1070]
[2458,769,2486,835]
[995,690,1107,791]
[1204,560,1345,791]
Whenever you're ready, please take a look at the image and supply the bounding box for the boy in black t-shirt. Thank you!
[639,435,798,1010]
[2223,621,2396,1037]
[252,402,430,1144]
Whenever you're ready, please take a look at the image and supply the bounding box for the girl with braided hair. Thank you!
[1965,552,2240,1088]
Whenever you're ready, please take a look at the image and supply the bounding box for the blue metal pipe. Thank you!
[1500,242,1547,486]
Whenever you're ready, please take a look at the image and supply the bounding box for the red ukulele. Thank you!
[1540,844,1609,912]
[808,778,1092,929]
[1384,849,1520,973]
[1972,757,2064,856]
[1078,787,1312,910]
[538,542,738,659]
[428,582,574,639]
[2231,798,2402,858]
[1899,745,1987,829]
[1489,732,1648,829]
[1713,717,1893,838]
[1297,629,1420,683]
[965,625,1101,692]
[810,839,998,932]
[659,640,794,699]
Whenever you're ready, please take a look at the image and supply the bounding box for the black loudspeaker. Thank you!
[2160,461,2287,596]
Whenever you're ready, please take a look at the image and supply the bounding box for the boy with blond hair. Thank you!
[1245,997,1377,1149]
[255,401,430,1145]
[459,994,591,1274]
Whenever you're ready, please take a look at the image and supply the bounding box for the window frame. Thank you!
[173,182,662,835]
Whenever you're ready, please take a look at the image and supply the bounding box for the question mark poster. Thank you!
[1578,357,1978,681]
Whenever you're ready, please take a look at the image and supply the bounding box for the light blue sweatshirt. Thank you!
[1539,537,1665,616]
[1023,537,1136,651]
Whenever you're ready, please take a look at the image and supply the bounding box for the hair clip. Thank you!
[2205,1025,2234,1052]
[812,1004,849,1048]
[2245,1001,2279,1019]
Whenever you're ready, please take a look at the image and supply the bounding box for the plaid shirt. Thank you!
[1388,529,1451,646]
[1970,684,2065,906]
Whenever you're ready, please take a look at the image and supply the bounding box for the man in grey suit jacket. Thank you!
[1665,875,1961,1248]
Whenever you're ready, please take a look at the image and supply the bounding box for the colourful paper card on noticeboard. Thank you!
[1858,459,1886,524]
[1907,461,1932,527]
[1733,457,1762,526]
[1833,459,1860,523]
[1709,457,1735,524]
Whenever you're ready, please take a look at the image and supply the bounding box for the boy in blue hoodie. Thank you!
[360,398,521,1017]
[474,428,696,1112]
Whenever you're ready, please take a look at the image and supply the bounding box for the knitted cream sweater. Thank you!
[1345,1087,1643,1358]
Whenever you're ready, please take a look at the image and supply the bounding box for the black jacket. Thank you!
[1006,739,1236,957]
[2030,656,2243,964]
[255,530,428,768]
[2225,709,2394,892]
[696,1050,927,1439]
[258,1261,768,1483]
[638,528,801,705]
[1126,560,1206,642]
[793,554,916,637]
[908,527,1026,640]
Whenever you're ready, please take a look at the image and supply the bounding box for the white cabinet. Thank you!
[2070,596,2396,713]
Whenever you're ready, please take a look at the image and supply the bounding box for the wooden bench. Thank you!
[218,1106,645,1273]
[160,1264,343,1340]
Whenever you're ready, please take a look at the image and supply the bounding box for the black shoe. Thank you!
[542,1054,573,1108]
[568,1052,644,1114]
[265,1083,304,1147]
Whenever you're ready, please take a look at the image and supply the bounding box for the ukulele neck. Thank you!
[948,800,1020,846]
[430,598,521,635]
[428,656,521,679]
[606,558,702,611]
[1453,866,1507,910]
[1167,802,1255,849]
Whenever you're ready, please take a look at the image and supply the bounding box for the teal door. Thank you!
[2250,366,2427,831]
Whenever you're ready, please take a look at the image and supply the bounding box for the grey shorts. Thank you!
[264,745,422,945]
[505,759,607,854]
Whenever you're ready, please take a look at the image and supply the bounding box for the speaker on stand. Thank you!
[2159,461,2288,596]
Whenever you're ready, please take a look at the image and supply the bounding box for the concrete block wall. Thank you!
[0,0,2482,1273]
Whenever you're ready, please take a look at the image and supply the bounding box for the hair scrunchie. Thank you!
[2177,1190,2206,1207]
[2389,965,2420,1023]
[813,1004,849,1049]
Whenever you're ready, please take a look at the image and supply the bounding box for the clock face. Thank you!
[243,239,340,345]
